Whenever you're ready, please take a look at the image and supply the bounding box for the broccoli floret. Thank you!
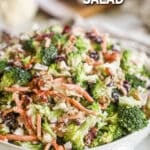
[40,44,58,66]
[141,66,150,78]
[73,64,87,87]
[16,68,32,85]
[67,51,82,68]
[75,36,88,54]
[106,103,119,124]
[118,105,148,133]
[125,74,146,88]
[91,124,124,147]
[90,80,108,101]
[73,64,98,88]
[29,104,63,121]
[42,119,56,138]
[64,116,97,150]
[0,92,12,110]
[0,60,7,73]
[120,50,132,72]
[0,67,32,90]
[51,33,67,46]
[22,39,37,53]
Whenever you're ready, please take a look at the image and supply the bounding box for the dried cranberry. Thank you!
[55,55,65,62]
[147,86,150,90]
[94,36,103,44]
[111,88,121,102]
[3,112,19,131]
[62,25,71,34]
[84,127,98,146]
[86,32,96,39]
[21,95,31,107]
[86,32,103,44]
[89,52,99,61]
[107,82,114,87]
[123,81,130,93]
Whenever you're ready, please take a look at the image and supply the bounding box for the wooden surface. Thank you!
[60,0,113,17]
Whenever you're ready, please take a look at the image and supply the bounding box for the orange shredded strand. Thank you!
[58,93,96,115]
[5,134,37,141]
[37,114,42,139]
[62,84,94,102]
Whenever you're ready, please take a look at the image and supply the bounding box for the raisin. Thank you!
[55,55,65,62]
[89,52,99,61]
[3,112,19,131]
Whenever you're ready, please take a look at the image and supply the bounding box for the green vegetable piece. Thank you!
[52,33,67,46]
[67,51,82,67]
[90,80,106,101]
[73,64,87,87]
[120,50,132,71]
[75,36,88,53]
[22,39,36,53]
[141,66,150,78]
[0,60,7,73]
[64,116,97,150]
[0,92,12,109]
[118,105,148,132]
[125,73,146,88]
[91,124,124,147]
[42,119,56,138]
[0,67,32,90]
[41,44,57,66]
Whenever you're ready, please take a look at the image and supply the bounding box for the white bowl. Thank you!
[0,122,150,150]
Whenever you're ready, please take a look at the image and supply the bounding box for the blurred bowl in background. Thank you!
[0,0,38,27]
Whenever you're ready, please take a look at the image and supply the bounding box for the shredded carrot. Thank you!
[5,134,37,141]
[5,86,30,92]
[20,110,35,135]
[12,93,22,108]
[14,108,34,134]
[27,115,36,131]
[58,93,96,115]
[44,139,64,150]
[62,84,94,103]
[103,51,120,63]
[37,114,42,139]
[51,140,64,150]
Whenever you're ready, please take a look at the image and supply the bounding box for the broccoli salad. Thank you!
[0,25,150,150]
